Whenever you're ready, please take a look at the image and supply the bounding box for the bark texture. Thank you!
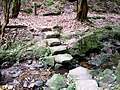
[0,0,21,38]
[0,0,11,38]
[77,0,88,21]
[10,0,21,18]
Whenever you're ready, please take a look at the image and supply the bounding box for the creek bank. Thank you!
[68,26,120,90]
[0,26,120,90]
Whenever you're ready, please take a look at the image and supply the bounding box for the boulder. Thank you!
[67,66,92,81]
[46,74,67,90]
[76,80,99,90]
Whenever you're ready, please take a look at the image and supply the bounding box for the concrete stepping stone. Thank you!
[76,80,99,90]
[55,54,73,63]
[50,45,67,55]
[46,38,61,46]
[43,31,60,39]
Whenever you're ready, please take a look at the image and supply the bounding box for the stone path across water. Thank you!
[41,27,99,90]
[41,27,73,65]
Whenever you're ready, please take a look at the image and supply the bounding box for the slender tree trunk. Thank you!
[10,0,21,18]
[0,0,11,38]
[77,0,88,22]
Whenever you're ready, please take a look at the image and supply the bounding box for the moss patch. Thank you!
[69,26,120,57]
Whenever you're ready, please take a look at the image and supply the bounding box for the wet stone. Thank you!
[1,61,11,68]
[23,81,29,88]
[35,80,44,87]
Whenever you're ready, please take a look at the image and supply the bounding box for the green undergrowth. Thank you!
[23,7,33,13]
[0,38,50,63]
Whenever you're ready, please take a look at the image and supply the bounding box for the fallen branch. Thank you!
[0,25,27,28]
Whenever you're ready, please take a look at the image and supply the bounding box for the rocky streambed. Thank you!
[0,26,120,90]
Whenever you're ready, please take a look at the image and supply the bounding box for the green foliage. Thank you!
[33,45,51,58]
[0,38,50,62]
[23,7,32,13]
[46,0,54,6]
[54,1,65,8]
[0,40,34,62]
[66,83,75,90]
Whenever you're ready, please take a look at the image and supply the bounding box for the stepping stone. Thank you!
[46,38,61,46]
[40,26,52,32]
[50,45,67,55]
[67,66,92,80]
[55,54,73,63]
[43,31,60,39]
[76,80,99,90]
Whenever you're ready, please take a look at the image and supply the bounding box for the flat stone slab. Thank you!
[55,54,73,63]
[46,38,61,46]
[76,80,99,90]
[50,45,67,55]
[40,26,52,32]
[67,66,92,80]
[43,31,60,39]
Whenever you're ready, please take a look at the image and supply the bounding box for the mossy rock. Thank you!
[42,56,55,67]
[69,32,103,56]
[69,26,120,57]
[47,74,67,90]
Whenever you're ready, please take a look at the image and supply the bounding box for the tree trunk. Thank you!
[0,0,11,38]
[77,0,88,22]
[10,0,21,18]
